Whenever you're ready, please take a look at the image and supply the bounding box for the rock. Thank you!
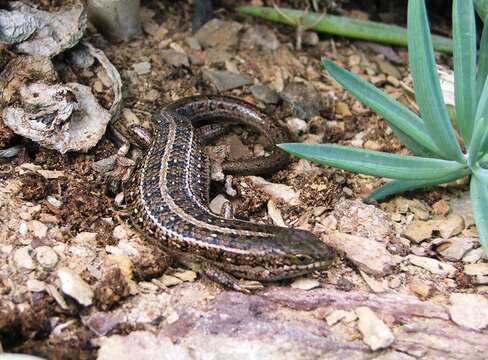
[409,278,432,299]
[14,246,36,270]
[449,191,474,227]
[206,47,232,64]
[160,274,183,287]
[203,69,252,91]
[407,255,457,277]
[160,49,189,67]
[281,82,325,120]
[434,237,475,261]
[302,31,319,46]
[464,263,488,275]
[132,61,151,75]
[356,307,395,351]
[462,247,485,263]
[227,135,252,160]
[173,270,197,282]
[449,293,488,330]
[323,233,399,276]
[403,220,435,243]
[360,271,386,293]
[290,278,320,290]
[75,231,97,243]
[113,225,129,241]
[185,36,201,50]
[194,19,242,49]
[241,25,280,51]
[432,199,449,216]
[250,84,279,104]
[35,246,58,269]
[375,58,401,79]
[333,200,394,242]
[437,215,465,239]
[267,199,286,227]
[209,195,229,215]
[285,117,308,135]
[325,309,357,326]
[46,195,62,209]
[335,101,352,117]
[27,279,46,292]
[375,352,416,360]
[248,176,300,206]
[30,220,48,238]
[57,267,94,306]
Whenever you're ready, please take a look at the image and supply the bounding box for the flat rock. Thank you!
[194,19,242,49]
[241,25,280,51]
[449,293,488,330]
[160,49,189,67]
[408,255,456,277]
[323,233,399,276]
[403,220,435,243]
[35,246,58,268]
[248,176,300,206]
[464,262,488,276]
[132,61,151,75]
[462,247,485,263]
[356,306,395,351]
[332,200,394,242]
[14,246,36,270]
[449,191,475,227]
[437,215,465,239]
[57,267,94,306]
[434,237,475,261]
[203,69,251,91]
[250,84,279,104]
[281,82,325,120]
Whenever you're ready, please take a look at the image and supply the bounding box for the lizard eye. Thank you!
[296,254,311,263]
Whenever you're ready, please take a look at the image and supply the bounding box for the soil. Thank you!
[0,1,486,359]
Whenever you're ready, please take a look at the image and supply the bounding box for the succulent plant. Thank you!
[279,0,488,253]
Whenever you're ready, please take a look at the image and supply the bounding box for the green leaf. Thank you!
[389,123,440,157]
[322,59,441,156]
[472,165,488,186]
[470,176,488,254]
[237,6,454,53]
[475,0,488,21]
[408,0,464,161]
[477,16,488,97]
[468,117,488,165]
[278,143,467,180]
[364,168,470,202]
[453,0,477,145]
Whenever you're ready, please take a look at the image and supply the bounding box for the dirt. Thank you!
[0,1,486,359]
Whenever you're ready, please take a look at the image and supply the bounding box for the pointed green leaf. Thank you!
[408,0,464,161]
[364,168,470,202]
[278,143,467,180]
[470,176,488,254]
[389,123,440,157]
[453,0,477,144]
[477,16,488,97]
[473,165,488,186]
[468,117,488,165]
[322,59,441,156]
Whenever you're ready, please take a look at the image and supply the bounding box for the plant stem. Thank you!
[237,6,453,54]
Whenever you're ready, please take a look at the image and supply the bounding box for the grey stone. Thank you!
[203,69,251,91]
[194,19,242,49]
[281,82,325,120]
[160,50,189,67]
[250,84,279,104]
[241,25,280,51]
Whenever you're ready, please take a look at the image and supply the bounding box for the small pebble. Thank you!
[35,246,58,269]
[356,307,395,351]
[14,246,36,270]
[113,225,128,241]
[132,61,151,75]
[57,267,94,306]
[290,277,320,290]
[47,195,62,209]
[27,279,46,292]
[30,220,48,238]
